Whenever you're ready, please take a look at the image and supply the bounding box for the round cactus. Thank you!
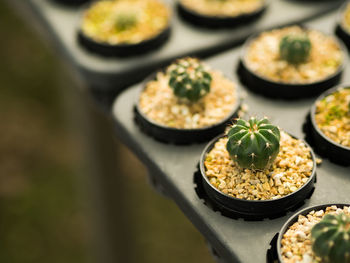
[167,57,212,102]
[115,13,138,31]
[226,117,280,170]
[311,213,350,263]
[279,34,312,64]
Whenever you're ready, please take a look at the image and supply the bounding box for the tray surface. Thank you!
[15,0,344,91]
[112,12,350,263]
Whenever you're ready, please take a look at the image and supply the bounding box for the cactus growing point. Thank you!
[115,13,138,31]
[311,213,350,263]
[280,34,311,64]
[167,57,212,102]
[226,117,280,170]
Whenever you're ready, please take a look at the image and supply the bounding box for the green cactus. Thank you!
[280,34,311,64]
[115,13,137,31]
[167,57,212,102]
[311,213,350,263]
[226,117,280,170]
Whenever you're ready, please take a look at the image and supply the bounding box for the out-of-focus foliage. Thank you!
[0,1,214,262]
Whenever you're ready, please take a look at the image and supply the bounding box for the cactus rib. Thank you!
[167,57,212,102]
[311,213,350,263]
[280,34,311,64]
[226,117,280,170]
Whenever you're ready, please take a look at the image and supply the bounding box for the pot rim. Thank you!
[199,131,317,204]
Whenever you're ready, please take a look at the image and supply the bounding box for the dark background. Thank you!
[0,1,215,262]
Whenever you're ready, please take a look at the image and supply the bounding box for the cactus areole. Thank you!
[311,213,350,263]
[167,58,212,102]
[226,117,280,170]
[280,34,311,64]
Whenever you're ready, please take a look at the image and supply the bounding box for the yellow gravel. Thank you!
[180,0,264,17]
[139,65,238,129]
[281,206,350,263]
[342,3,350,33]
[204,131,314,200]
[244,26,343,84]
[315,87,350,148]
[81,0,170,45]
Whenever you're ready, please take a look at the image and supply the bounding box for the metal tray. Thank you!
[9,0,344,98]
[112,11,350,263]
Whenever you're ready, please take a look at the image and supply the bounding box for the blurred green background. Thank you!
[0,1,215,262]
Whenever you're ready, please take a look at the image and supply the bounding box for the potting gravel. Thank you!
[281,205,350,263]
[139,70,238,129]
[204,131,314,200]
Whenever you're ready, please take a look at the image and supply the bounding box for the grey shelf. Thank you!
[11,0,344,97]
[9,0,349,261]
[112,11,350,263]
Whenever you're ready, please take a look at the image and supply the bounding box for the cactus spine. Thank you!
[311,213,350,263]
[167,57,212,102]
[115,13,138,31]
[226,117,280,170]
[280,34,311,64]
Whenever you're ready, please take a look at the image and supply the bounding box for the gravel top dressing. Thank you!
[281,205,350,263]
[342,3,350,33]
[139,70,238,129]
[80,0,170,45]
[204,131,313,201]
[315,87,350,148]
[179,0,264,18]
[244,26,343,84]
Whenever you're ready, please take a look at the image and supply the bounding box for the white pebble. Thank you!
[315,210,324,217]
[285,252,293,258]
[181,107,189,115]
[171,106,180,114]
[273,173,284,179]
[336,208,343,214]
[295,156,303,165]
[302,254,313,263]
[295,230,306,240]
[192,114,200,123]
[328,126,337,133]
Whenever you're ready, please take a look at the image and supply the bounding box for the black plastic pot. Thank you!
[77,2,172,57]
[335,1,350,50]
[276,203,350,262]
[199,134,317,220]
[239,27,346,100]
[52,0,88,6]
[309,85,350,166]
[177,0,268,28]
[134,73,241,145]
[291,0,340,2]
[78,26,171,57]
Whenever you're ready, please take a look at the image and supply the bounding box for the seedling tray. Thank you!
[10,0,344,99]
[112,12,350,263]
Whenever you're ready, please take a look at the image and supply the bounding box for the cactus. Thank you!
[167,57,212,102]
[280,34,311,64]
[311,213,350,263]
[115,13,137,31]
[226,117,280,170]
